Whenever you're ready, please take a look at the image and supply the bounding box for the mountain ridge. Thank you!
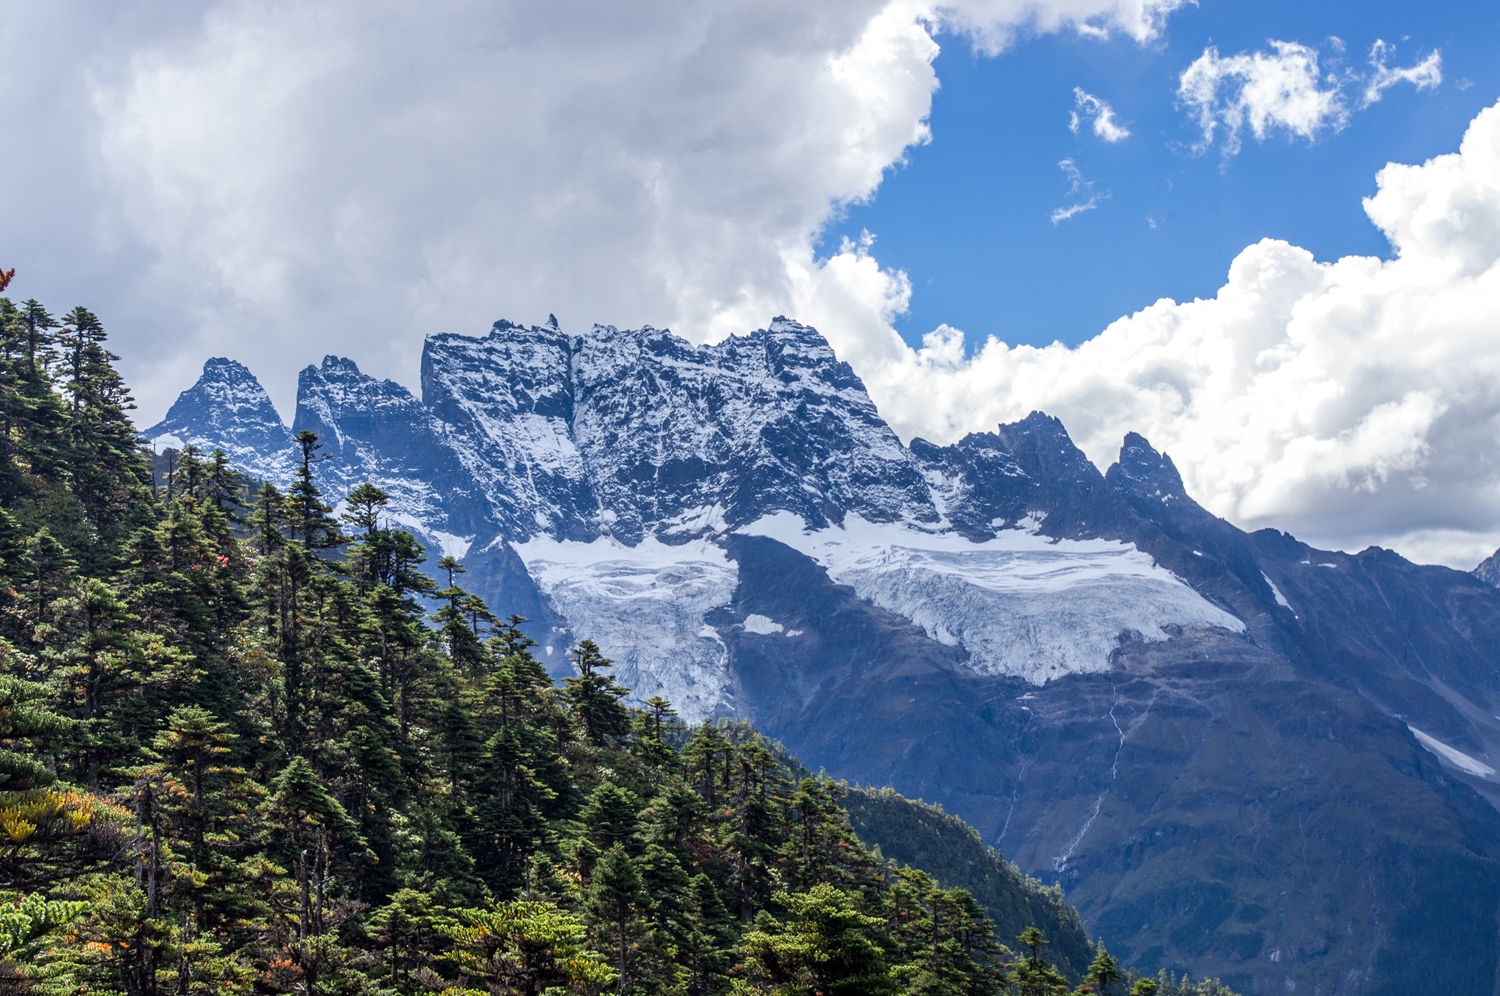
[145,316,1500,995]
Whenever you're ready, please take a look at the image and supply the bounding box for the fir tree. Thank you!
[0,299,1250,996]
[736,883,896,996]
[564,640,631,747]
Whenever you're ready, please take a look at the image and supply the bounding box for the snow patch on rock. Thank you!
[1409,726,1496,778]
[741,512,1245,684]
[743,614,786,635]
[430,531,475,560]
[514,535,737,722]
[1262,571,1292,609]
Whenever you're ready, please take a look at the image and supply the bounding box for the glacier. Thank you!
[513,534,738,722]
[741,512,1245,684]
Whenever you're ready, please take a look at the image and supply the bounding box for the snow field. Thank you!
[514,535,738,722]
[741,512,1245,684]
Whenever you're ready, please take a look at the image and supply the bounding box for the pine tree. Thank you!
[1009,926,1071,996]
[54,306,154,565]
[681,872,734,996]
[433,554,486,670]
[285,431,342,551]
[367,887,450,988]
[736,883,895,996]
[262,755,363,966]
[17,300,56,378]
[0,669,68,790]
[586,843,650,994]
[1084,944,1122,995]
[564,640,631,747]
[444,899,616,995]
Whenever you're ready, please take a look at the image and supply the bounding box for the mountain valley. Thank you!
[147,316,1500,996]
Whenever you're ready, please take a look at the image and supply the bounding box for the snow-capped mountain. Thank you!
[150,318,1241,712]
[417,316,937,545]
[145,357,294,483]
[146,317,1500,996]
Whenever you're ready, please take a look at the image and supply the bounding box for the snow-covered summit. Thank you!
[569,317,935,543]
[421,316,935,544]
[143,357,294,484]
[145,318,1252,716]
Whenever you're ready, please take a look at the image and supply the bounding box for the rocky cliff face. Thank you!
[146,317,1500,996]
[417,316,935,544]
[295,355,491,554]
[1475,546,1500,586]
[144,357,294,483]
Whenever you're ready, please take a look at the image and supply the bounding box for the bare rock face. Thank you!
[1475,547,1500,587]
[149,318,1500,996]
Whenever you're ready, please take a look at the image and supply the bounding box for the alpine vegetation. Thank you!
[145,313,1500,996]
[0,296,1251,994]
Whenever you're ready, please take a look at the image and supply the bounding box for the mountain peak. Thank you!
[313,355,365,380]
[995,412,1095,477]
[143,357,293,482]
[490,317,563,337]
[1105,431,1189,505]
[181,357,275,405]
[201,355,258,380]
[1476,548,1500,587]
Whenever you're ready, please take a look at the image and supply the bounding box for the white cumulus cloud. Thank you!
[1178,38,1443,158]
[0,0,1186,420]
[1070,87,1131,142]
[802,100,1500,568]
[1177,40,1346,156]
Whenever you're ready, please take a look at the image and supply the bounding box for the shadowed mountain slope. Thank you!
[146,318,1500,995]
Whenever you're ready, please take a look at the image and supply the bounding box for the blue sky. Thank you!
[820,0,1500,351]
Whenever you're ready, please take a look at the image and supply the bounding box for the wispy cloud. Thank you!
[1070,88,1131,142]
[1050,158,1107,223]
[1363,40,1442,106]
[1178,39,1442,158]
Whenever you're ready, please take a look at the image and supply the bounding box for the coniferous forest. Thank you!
[0,295,1242,995]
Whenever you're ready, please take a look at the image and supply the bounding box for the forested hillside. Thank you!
[0,295,1239,995]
